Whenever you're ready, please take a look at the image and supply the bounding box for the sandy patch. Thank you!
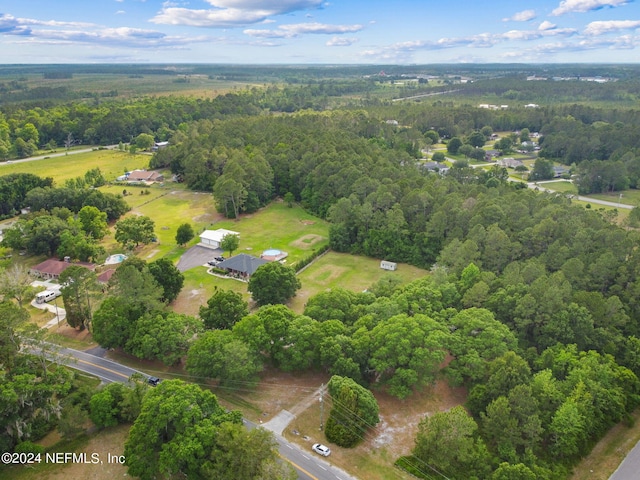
[290,234,324,249]
[145,249,160,259]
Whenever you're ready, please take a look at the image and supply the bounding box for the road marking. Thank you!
[74,358,130,379]
[319,465,327,471]
[278,453,319,480]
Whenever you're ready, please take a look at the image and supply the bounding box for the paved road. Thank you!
[610,439,640,479]
[3,144,118,165]
[34,342,355,480]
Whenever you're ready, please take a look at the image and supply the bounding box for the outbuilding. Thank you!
[380,260,398,271]
[199,229,240,249]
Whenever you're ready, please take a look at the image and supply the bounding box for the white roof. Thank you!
[200,229,239,242]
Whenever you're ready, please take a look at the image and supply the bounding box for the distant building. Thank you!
[152,141,169,151]
[497,158,524,168]
[125,170,164,183]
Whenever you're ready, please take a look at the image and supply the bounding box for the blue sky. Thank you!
[1,0,639,64]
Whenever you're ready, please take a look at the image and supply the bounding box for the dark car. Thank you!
[148,376,161,386]
[215,256,225,262]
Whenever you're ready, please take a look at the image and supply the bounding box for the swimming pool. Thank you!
[105,253,128,265]
[263,249,283,256]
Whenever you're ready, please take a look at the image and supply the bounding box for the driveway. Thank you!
[176,245,221,272]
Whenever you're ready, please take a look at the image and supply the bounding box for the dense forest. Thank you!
[4,66,640,479]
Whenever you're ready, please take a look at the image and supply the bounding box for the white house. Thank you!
[199,229,239,249]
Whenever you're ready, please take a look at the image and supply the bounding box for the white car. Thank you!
[312,443,331,457]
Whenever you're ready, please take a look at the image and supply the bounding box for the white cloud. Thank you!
[151,0,324,28]
[116,10,126,15]
[326,36,358,46]
[584,20,640,35]
[539,21,557,30]
[244,22,363,38]
[551,0,630,16]
[503,10,537,22]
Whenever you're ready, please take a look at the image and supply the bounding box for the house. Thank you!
[553,166,570,178]
[97,268,116,284]
[30,258,96,280]
[199,229,240,250]
[216,254,268,279]
[485,150,501,161]
[422,162,449,175]
[126,170,164,183]
[497,158,524,168]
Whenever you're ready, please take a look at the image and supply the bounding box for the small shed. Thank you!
[199,229,239,249]
[380,260,397,271]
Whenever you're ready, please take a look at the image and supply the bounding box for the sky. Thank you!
[1,0,640,64]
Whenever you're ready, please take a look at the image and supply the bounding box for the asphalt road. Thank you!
[610,439,640,479]
[33,342,356,480]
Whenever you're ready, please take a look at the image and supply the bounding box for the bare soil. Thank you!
[289,233,324,249]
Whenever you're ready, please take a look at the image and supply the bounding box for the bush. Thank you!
[14,441,45,455]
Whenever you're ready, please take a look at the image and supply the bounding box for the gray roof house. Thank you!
[217,254,268,278]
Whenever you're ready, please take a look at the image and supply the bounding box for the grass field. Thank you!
[11,73,259,99]
[212,201,330,266]
[290,251,428,313]
[0,150,149,185]
[541,180,578,194]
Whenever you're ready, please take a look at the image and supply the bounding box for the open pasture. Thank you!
[0,150,148,185]
[290,251,428,313]
[212,201,330,266]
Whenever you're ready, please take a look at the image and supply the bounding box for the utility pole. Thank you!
[319,383,324,431]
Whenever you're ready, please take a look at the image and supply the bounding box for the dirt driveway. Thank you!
[176,245,222,272]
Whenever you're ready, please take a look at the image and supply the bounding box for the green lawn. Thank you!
[588,189,639,206]
[212,201,330,266]
[0,150,149,185]
[290,251,428,313]
[540,180,578,194]
[103,189,218,261]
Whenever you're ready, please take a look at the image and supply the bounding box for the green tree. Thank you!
[467,130,486,148]
[186,330,262,386]
[90,383,127,428]
[447,137,463,154]
[114,215,156,249]
[413,406,490,479]
[77,205,108,240]
[199,288,248,330]
[248,262,301,306]
[58,403,89,439]
[431,151,445,162]
[126,312,201,365]
[220,233,240,256]
[59,265,99,331]
[325,375,380,447]
[123,380,242,480]
[529,158,554,181]
[135,133,155,151]
[175,223,195,246]
[0,264,36,308]
[147,257,184,304]
[284,192,295,207]
[0,301,29,372]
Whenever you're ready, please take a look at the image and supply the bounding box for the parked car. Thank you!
[207,260,219,266]
[147,376,161,386]
[215,256,225,262]
[312,443,331,457]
